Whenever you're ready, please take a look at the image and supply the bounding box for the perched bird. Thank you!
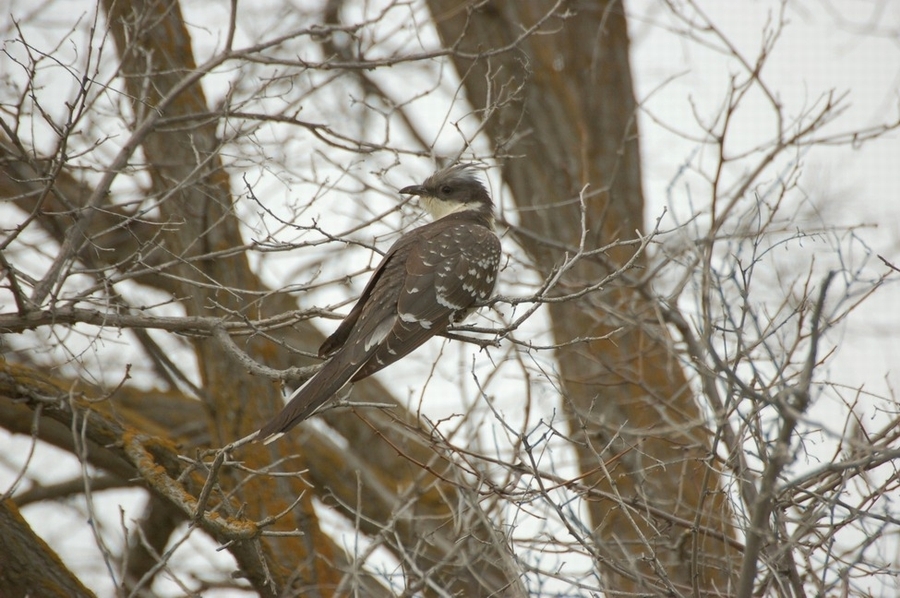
[256,165,501,442]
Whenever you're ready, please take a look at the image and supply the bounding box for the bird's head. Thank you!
[399,164,494,222]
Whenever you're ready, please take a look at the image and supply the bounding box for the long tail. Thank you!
[256,354,365,443]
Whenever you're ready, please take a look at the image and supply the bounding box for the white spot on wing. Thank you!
[364,317,395,351]
[399,311,433,329]
[436,293,467,310]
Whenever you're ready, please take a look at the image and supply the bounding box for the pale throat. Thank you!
[419,196,484,220]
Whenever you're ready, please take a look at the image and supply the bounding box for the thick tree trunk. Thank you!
[0,1,526,595]
[0,499,96,598]
[99,2,528,594]
[101,1,343,593]
[426,1,739,594]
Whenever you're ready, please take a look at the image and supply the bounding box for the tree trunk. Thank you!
[426,0,739,593]
[0,0,528,595]
[0,499,96,598]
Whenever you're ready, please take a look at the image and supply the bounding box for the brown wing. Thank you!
[351,220,500,380]
[258,240,416,440]
[433,225,501,322]
[318,232,423,358]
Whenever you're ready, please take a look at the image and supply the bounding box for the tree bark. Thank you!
[0,0,527,594]
[0,499,96,598]
[426,0,739,594]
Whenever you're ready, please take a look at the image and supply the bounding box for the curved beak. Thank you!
[399,184,426,196]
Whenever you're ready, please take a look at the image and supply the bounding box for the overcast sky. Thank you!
[630,0,900,399]
[2,1,899,595]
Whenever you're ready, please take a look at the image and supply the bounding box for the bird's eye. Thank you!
[440,185,453,195]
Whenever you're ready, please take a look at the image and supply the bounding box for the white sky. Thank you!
[2,0,900,595]
[630,0,900,398]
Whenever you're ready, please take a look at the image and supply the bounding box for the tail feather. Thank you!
[256,354,364,442]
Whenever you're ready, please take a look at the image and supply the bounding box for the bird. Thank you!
[256,164,501,442]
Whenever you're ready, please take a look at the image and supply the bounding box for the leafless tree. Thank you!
[1,0,898,596]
